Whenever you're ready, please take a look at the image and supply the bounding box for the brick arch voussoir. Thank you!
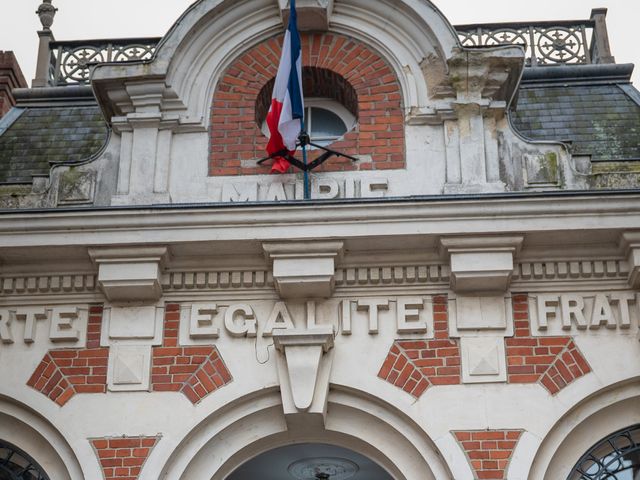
[209,32,405,176]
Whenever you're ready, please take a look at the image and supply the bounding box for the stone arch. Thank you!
[158,386,454,479]
[0,395,84,480]
[209,32,405,176]
[93,1,460,132]
[527,378,640,479]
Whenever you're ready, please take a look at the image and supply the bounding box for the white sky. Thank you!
[0,0,638,86]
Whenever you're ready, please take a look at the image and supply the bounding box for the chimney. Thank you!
[0,51,27,119]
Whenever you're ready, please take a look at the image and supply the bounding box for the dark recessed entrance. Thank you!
[0,441,49,480]
[227,443,393,480]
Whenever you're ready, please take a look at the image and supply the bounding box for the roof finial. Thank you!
[33,0,57,87]
[36,0,57,31]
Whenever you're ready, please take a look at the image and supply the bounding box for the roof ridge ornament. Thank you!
[33,0,57,87]
[36,0,57,31]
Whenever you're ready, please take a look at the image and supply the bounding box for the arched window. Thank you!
[260,98,356,147]
[256,67,358,148]
[0,441,50,480]
[568,424,640,479]
[303,98,355,146]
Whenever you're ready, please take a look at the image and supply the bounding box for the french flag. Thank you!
[266,0,304,174]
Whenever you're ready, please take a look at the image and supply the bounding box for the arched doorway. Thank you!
[158,387,454,479]
[528,380,640,479]
[227,443,393,480]
[0,397,82,480]
[0,440,50,480]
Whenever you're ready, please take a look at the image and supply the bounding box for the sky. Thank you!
[0,0,638,86]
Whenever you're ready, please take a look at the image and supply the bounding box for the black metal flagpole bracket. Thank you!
[257,131,358,172]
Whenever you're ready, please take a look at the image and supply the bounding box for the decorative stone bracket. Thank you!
[263,241,343,299]
[441,236,523,385]
[620,232,640,343]
[88,246,168,303]
[440,236,523,294]
[273,329,334,425]
[621,232,640,290]
[447,47,523,104]
[278,0,334,31]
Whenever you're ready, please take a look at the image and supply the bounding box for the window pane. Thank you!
[310,107,347,139]
[568,425,640,480]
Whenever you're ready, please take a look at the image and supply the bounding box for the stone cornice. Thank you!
[0,258,631,297]
[0,259,633,306]
[335,264,450,287]
[0,193,638,248]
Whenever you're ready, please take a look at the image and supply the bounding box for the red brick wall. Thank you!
[210,32,405,175]
[0,51,27,118]
[151,304,232,404]
[27,306,108,406]
[453,430,523,480]
[378,296,461,397]
[506,294,591,394]
[91,436,159,480]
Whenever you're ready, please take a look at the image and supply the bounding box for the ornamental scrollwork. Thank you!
[49,38,160,85]
[457,22,592,67]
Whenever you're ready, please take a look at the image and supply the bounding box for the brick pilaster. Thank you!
[0,51,27,118]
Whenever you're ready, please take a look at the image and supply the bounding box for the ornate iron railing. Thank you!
[43,11,614,86]
[457,21,592,66]
[456,10,614,67]
[48,37,161,85]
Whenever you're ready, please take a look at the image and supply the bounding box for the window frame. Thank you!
[261,97,356,147]
[568,424,640,479]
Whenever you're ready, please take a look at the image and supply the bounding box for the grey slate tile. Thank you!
[513,84,640,161]
[0,105,107,183]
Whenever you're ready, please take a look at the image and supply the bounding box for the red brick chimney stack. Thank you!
[0,51,27,119]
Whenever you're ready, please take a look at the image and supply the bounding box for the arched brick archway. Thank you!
[210,32,405,176]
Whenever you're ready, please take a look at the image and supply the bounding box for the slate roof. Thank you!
[0,67,639,185]
[512,83,640,162]
[0,105,107,184]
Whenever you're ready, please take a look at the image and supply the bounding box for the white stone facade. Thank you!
[1,1,639,479]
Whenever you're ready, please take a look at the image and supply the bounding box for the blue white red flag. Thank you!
[266,0,304,174]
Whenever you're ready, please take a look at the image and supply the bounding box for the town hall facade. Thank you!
[0,1,639,479]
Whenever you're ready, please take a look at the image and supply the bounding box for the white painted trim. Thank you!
[0,195,638,248]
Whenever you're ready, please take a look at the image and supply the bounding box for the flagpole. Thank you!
[301,123,310,200]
